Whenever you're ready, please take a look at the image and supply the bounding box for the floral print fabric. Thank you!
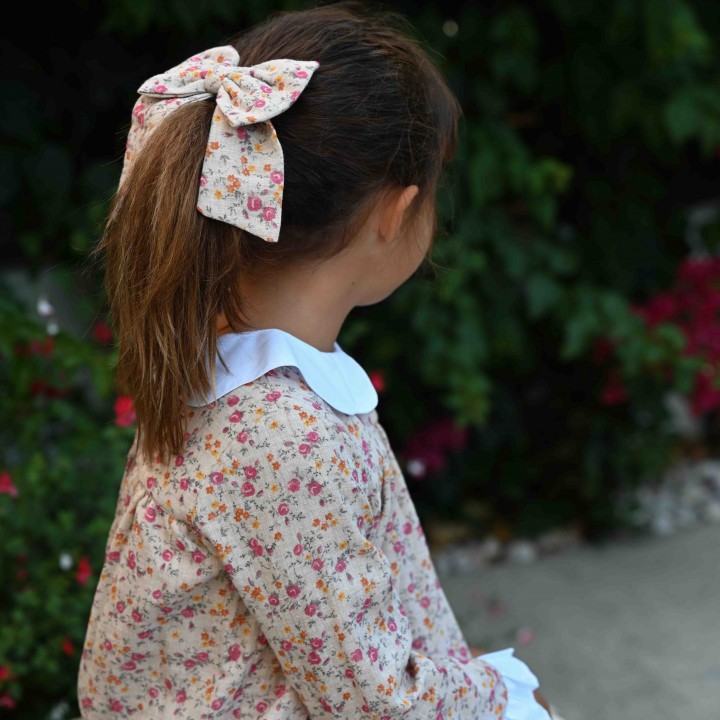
[120,46,320,243]
[77,365,512,718]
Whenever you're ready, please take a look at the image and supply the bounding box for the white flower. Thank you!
[37,295,54,317]
[406,459,425,478]
[59,553,73,571]
[46,321,59,336]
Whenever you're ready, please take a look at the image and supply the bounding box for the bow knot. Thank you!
[120,46,320,243]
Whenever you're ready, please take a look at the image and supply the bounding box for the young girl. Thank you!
[77,2,557,718]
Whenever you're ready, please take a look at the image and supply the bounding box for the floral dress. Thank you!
[77,328,550,719]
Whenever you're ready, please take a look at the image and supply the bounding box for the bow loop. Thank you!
[120,45,320,243]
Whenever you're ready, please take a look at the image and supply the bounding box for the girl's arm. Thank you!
[193,405,511,719]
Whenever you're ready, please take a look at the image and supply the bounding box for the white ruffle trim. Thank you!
[478,647,553,720]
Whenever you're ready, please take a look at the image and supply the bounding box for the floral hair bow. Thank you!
[120,46,320,243]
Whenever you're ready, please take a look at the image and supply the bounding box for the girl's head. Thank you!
[91,0,462,465]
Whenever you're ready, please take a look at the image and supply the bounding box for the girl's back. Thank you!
[77,2,552,717]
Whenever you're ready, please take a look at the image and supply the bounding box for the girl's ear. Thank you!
[378,185,420,244]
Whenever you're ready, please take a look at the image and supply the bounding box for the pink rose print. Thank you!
[228,644,241,661]
[144,506,156,522]
[227,395,240,406]
[262,206,276,222]
[256,701,268,713]
[308,651,321,665]
[335,559,346,572]
[241,481,255,497]
[270,170,284,184]
[191,550,206,563]
[294,70,308,78]
[154,84,167,93]
[308,480,322,496]
[235,127,248,140]
[236,430,249,443]
[211,698,224,710]
[310,637,323,649]
[304,603,317,616]
[311,557,324,571]
[299,443,311,455]
[286,584,301,598]
[229,410,243,422]
[210,471,224,485]
[175,690,187,703]
[179,477,189,491]
[287,477,300,492]
[278,502,289,515]
[162,549,173,561]
[199,174,208,187]
[367,647,379,662]
[268,593,279,606]
[247,195,262,212]
[253,99,266,107]
[293,543,303,555]
[243,466,257,479]
[260,85,273,93]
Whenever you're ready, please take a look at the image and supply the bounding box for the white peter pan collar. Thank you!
[185,327,379,415]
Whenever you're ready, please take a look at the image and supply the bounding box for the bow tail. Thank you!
[197,112,285,243]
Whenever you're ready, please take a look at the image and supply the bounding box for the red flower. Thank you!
[369,370,385,392]
[76,555,92,585]
[0,665,10,681]
[62,637,75,656]
[600,367,628,406]
[92,321,114,344]
[114,395,136,427]
[0,471,18,498]
[0,693,16,709]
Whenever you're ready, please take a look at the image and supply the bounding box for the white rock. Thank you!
[702,501,720,524]
[508,540,537,564]
[477,536,502,562]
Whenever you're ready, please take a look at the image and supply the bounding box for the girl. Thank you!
[77,2,558,718]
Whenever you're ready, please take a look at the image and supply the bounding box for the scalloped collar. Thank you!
[185,327,378,415]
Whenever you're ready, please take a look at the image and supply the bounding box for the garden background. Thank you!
[3,0,720,716]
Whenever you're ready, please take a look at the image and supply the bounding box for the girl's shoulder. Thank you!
[183,364,380,456]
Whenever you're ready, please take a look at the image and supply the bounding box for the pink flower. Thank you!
[262,206,276,221]
[388,619,397,632]
[299,443,311,455]
[294,70,308,78]
[0,693,16,709]
[278,502,290,515]
[253,99,266,107]
[210,472,224,485]
[199,174,208,186]
[335,559,346,572]
[311,557,324,571]
[243,466,257,479]
[367,646,379,662]
[369,370,385,392]
[228,644,242,661]
[310,637,323,649]
[0,471,18,498]
[287,477,301,492]
[179,478,189,491]
[91,321,113,344]
[211,698,224,710]
[241,481,255,497]
[175,690,187,703]
[270,170,284,184]
[286,584,301,598]
[247,195,262,212]
[236,127,248,141]
[308,480,322,496]
[304,603,317,616]
[154,84,167,93]
[308,651,321,664]
[191,549,206,563]
[144,506,157,523]
[114,395,136,427]
[75,556,92,585]
[256,701,268,713]
[293,543,303,556]
[268,593,280,606]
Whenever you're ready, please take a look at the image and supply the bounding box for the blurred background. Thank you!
[3,1,720,718]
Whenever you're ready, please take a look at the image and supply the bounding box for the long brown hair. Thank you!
[89,0,462,466]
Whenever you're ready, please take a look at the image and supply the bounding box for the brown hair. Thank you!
[89,0,462,466]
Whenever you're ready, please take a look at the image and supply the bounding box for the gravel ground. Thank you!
[436,522,720,720]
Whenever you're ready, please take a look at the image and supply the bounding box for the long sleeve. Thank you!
[192,403,509,719]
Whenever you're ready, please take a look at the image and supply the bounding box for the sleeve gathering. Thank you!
[192,404,511,718]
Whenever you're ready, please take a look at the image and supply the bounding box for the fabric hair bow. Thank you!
[119,46,320,243]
